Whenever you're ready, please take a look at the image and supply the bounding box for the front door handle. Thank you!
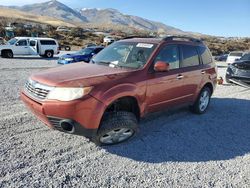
[176,74,184,80]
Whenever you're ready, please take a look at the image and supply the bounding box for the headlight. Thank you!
[65,58,74,61]
[46,87,92,101]
[229,64,236,73]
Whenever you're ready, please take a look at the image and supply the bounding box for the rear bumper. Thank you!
[20,92,106,138]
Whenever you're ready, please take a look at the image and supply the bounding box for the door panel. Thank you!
[145,44,188,113]
[179,45,203,102]
[146,69,187,113]
[29,40,38,55]
[13,39,29,55]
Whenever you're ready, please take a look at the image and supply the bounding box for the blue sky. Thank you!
[1,0,250,37]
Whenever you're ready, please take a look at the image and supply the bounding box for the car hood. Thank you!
[31,63,131,87]
[232,60,250,70]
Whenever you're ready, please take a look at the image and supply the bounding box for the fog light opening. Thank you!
[60,120,75,133]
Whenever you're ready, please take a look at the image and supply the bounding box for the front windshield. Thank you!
[91,42,157,69]
[78,48,93,55]
[240,53,250,61]
[7,38,17,45]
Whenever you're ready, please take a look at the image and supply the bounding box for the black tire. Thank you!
[190,87,211,114]
[3,50,13,58]
[92,111,138,146]
[44,51,54,58]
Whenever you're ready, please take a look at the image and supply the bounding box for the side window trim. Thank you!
[196,46,202,65]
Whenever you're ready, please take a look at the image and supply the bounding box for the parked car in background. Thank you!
[59,45,71,51]
[226,52,250,84]
[56,26,70,32]
[0,37,59,58]
[58,46,104,64]
[215,54,228,61]
[103,36,115,44]
[226,51,245,64]
[21,36,217,145]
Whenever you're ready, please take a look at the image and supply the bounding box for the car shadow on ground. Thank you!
[104,97,250,163]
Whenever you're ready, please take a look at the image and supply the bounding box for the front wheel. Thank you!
[92,111,138,145]
[190,87,211,114]
[3,50,13,58]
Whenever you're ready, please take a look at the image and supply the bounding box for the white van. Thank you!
[0,37,59,58]
[226,51,244,64]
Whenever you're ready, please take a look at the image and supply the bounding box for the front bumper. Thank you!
[57,59,74,65]
[20,92,106,138]
[226,67,250,84]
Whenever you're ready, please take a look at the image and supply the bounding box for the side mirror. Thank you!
[91,52,95,56]
[154,61,170,72]
[235,58,240,61]
[15,42,19,46]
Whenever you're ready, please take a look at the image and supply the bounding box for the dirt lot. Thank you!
[0,54,250,187]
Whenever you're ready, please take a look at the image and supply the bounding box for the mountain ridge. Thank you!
[1,0,186,34]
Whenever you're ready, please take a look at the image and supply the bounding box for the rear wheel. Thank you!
[44,51,54,58]
[93,111,138,145]
[190,87,211,114]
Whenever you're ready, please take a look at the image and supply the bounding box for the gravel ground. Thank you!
[0,55,250,188]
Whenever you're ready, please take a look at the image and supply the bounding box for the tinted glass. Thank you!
[30,40,36,46]
[240,53,250,60]
[40,40,56,45]
[8,38,17,45]
[181,45,200,67]
[79,48,93,55]
[94,48,103,53]
[198,46,212,64]
[154,45,180,69]
[18,40,27,46]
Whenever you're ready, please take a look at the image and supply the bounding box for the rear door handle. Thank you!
[201,70,206,74]
[176,74,184,80]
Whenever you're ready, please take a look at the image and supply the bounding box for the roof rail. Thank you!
[122,35,155,40]
[163,35,202,43]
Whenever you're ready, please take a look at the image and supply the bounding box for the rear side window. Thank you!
[40,40,56,45]
[30,40,36,47]
[154,45,180,70]
[180,45,200,67]
[198,46,213,64]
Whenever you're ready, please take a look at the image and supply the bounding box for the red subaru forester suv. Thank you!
[21,36,217,145]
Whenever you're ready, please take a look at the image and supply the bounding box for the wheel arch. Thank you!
[102,95,141,122]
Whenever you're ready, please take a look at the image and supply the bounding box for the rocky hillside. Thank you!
[2,0,186,34]
[80,8,185,34]
[10,0,87,23]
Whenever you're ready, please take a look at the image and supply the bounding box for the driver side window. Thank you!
[154,45,180,70]
[17,40,27,46]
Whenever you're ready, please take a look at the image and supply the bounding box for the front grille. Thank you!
[24,79,53,100]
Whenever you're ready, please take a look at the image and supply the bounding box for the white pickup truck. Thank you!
[0,37,60,58]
